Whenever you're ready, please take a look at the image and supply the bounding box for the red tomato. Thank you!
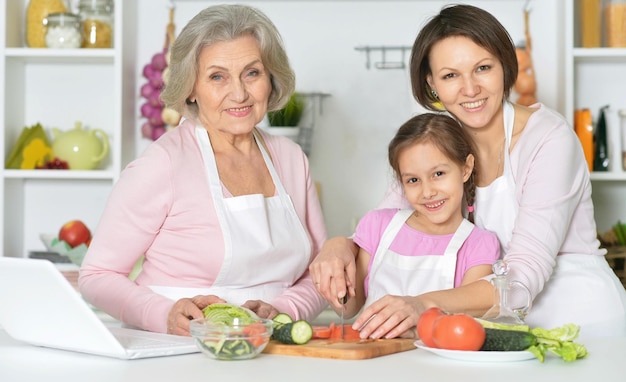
[242,323,268,347]
[329,324,361,341]
[416,307,445,348]
[312,326,332,339]
[432,313,485,351]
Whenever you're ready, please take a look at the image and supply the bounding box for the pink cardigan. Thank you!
[79,120,327,333]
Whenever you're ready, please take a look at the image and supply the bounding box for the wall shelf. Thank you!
[354,45,411,70]
[294,92,331,156]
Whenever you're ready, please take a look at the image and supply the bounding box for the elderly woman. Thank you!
[79,4,327,336]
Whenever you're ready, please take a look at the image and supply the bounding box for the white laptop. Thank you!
[0,257,199,359]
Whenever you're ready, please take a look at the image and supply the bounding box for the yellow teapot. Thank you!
[52,122,109,170]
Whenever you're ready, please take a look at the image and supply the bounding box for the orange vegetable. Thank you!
[243,322,269,348]
[312,326,332,339]
[330,323,361,341]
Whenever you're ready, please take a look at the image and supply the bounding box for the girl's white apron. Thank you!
[364,209,474,308]
[149,128,310,305]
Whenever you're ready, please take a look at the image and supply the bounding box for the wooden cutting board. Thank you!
[262,338,416,360]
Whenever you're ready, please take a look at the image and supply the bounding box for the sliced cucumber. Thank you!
[272,313,294,326]
[272,320,313,345]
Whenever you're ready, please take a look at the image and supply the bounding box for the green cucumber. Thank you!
[480,328,537,351]
[272,320,313,345]
[272,313,294,326]
[203,339,255,358]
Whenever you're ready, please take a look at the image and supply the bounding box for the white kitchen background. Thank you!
[134,0,563,238]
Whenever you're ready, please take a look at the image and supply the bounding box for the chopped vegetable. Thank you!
[272,320,313,345]
[201,339,255,359]
[272,313,294,326]
[478,321,588,362]
[202,303,257,325]
[329,323,361,341]
[312,326,332,339]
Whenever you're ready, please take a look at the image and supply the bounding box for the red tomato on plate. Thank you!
[416,307,445,348]
[432,313,485,351]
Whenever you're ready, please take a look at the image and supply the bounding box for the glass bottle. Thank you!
[481,260,532,326]
[620,109,626,171]
[78,0,114,48]
[593,105,610,172]
[26,0,68,47]
[45,13,82,49]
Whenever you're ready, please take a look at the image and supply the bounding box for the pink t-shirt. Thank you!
[354,208,500,294]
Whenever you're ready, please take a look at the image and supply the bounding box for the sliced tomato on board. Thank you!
[330,324,361,341]
[312,326,332,339]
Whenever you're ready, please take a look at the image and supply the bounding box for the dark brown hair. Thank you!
[410,4,518,111]
[388,113,477,222]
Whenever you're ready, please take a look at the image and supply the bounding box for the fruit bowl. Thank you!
[39,233,88,266]
[189,317,273,360]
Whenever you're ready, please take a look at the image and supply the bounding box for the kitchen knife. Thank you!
[339,293,348,339]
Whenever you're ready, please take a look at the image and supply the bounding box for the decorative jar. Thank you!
[78,0,114,48]
[45,13,83,49]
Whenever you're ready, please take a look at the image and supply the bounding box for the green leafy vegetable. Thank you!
[202,303,257,325]
[528,324,588,362]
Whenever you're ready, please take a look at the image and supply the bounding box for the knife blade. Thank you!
[339,293,348,339]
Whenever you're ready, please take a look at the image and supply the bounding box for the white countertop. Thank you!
[1,328,624,382]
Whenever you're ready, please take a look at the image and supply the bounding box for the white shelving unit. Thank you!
[0,0,137,258]
[564,1,626,233]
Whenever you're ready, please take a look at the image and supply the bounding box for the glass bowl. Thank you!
[189,317,274,360]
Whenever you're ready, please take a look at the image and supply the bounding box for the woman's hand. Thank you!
[309,236,359,310]
[352,295,426,340]
[242,300,279,319]
[166,295,225,336]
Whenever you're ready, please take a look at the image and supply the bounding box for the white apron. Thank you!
[150,128,311,304]
[364,209,475,308]
[475,101,517,252]
[475,102,626,339]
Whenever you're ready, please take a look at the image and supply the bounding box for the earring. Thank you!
[430,89,438,99]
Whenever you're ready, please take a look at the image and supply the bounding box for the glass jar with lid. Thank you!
[78,0,114,48]
[45,13,83,49]
[605,0,626,47]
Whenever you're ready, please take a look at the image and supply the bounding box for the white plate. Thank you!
[414,340,536,362]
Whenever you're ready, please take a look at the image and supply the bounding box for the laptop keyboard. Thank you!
[110,327,196,350]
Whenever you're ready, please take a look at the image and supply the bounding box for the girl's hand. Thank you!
[353,295,423,339]
[166,295,225,336]
[309,237,358,310]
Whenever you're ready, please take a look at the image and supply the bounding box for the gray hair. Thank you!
[160,4,295,119]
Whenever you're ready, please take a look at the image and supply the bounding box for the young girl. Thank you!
[334,114,499,336]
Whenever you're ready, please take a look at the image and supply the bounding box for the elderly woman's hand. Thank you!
[241,300,279,319]
[167,295,226,336]
[309,236,358,310]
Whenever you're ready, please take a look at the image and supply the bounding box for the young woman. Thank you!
[326,114,499,338]
[310,4,626,341]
